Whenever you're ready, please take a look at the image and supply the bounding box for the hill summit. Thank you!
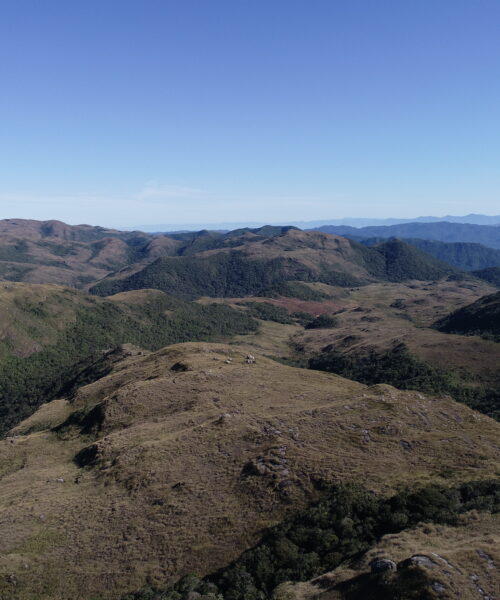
[0,342,498,599]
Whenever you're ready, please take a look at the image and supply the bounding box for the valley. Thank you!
[0,219,499,600]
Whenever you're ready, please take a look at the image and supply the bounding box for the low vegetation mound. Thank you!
[364,239,458,282]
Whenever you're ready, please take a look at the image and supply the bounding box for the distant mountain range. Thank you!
[127,213,500,232]
[4,218,500,291]
[313,221,500,249]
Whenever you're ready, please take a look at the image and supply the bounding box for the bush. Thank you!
[244,302,294,324]
[305,315,338,329]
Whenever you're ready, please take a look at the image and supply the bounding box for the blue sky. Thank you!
[1,0,499,227]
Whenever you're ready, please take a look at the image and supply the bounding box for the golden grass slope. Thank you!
[293,279,500,387]
[0,343,499,599]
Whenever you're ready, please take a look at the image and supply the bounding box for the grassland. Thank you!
[0,342,498,599]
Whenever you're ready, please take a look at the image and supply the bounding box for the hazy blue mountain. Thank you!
[312,222,500,249]
[125,214,500,232]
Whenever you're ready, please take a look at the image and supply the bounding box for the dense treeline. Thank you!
[0,295,257,436]
[308,343,500,421]
[304,314,338,329]
[90,239,460,300]
[360,238,500,272]
[356,239,458,282]
[125,479,500,600]
[90,252,368,299]
[473,266,500,287]
[434,291,500,339]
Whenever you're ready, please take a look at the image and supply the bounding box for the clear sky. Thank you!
[1,0,499,227]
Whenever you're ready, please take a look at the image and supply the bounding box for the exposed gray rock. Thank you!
[408,554,436,569]
[402,554,436,568]
[370,558,397,573]
[431,581,446,593]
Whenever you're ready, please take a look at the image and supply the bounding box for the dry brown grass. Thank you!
[199,279,500,385]
[0,342,498,599]
[289,279,500,385]
[199,230,378,280]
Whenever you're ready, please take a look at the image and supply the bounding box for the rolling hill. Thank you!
[0,220,466,296]
[0,221,307,289]
[0,219,171,287]
[0,342,498,600]
[0,220,499,599]
[89,231,458,299]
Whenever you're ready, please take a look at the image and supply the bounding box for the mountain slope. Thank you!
[0,342,498,599]
[434,291,500,338]
[0,219,180,287]
[89,231,459,299]
[473,266,500,287]
[0,283,257,435]
[361,238,500,271]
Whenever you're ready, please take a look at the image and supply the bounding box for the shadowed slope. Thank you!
[435,291,500,339]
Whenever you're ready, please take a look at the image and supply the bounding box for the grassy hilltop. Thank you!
[0,343,498,599]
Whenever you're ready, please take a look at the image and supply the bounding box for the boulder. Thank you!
[370,558,397,573]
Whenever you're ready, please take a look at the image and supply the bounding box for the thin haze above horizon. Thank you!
[1,0,499,227]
